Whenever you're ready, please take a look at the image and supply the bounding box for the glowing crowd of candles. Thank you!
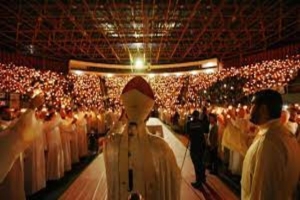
[0,55,299,115]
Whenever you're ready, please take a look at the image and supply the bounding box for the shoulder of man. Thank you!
[189,120,202,128]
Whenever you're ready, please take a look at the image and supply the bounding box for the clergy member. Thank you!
[59,109,73,172]
[75,106,88,158]
[0,92,44,199]
[241,89,300,200]
[43,109,64,180]
[23,110,47,195]
[104,76,181,200]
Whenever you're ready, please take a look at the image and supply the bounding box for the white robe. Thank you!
[104,123,181,200]
[105,76,181,200]
[0,156,25,200]
[241,119,300,200]
[44,114,64,180]
[70,120,79,164]
[76,112,88,158]
[228,118,251,175]
[90,111,98,133]
[222,119,250,156]
[97,113,106,134]
[59,118,73,172]
[105,111,115,131]
[24,119,46,195]
[0,110,37,183]
[285,121,298,135]
[0,110,38,200]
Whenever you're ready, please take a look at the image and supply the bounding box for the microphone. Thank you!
[128,169,133,192]
[128,192,142,200]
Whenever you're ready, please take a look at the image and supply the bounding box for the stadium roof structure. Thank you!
[0,0,299,65]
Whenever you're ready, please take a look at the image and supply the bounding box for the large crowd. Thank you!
[0,55,300,198]
[0,56,299,115]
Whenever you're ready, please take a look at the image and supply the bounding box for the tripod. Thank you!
[181,138,190,171]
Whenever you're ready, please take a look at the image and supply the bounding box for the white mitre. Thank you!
[121,76,155,123]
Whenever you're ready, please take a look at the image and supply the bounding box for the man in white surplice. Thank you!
[75,106,88,158]
[0,93,44,200]
[104,76,181,200]
[241,89,300,200]
[43,109,64,180]
[24,109,47,195]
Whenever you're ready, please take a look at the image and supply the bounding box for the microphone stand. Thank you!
[181,138,190,171]
[127,123,143,200]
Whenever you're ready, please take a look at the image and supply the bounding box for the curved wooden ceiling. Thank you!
[0,0,299,65]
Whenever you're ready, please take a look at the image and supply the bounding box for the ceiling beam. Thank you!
[111,0,131,62]
[182,0,225,60]
[56,0,106,60]
[0,4,70,60]
[169,0,201,59]
[82,0,120,62]
[155,0,172,62]
[29,1,76,58]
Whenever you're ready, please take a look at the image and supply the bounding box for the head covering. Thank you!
[192,110,200,118]
[121,76,155,123]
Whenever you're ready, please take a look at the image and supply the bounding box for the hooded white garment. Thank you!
[104,76,181,200]
[69,117,79,164]
[97,112,106,134]
[24,119,46,195]
[241,119,300,200]
[222,118,250,156]
[59,117,73,172]
[285,121,298,135]
[76,112,88,157]
[0,110,38,199]
[0,155,25,200]
[228,117,251,175]
[44,113,64,180]
[87,111,97,133]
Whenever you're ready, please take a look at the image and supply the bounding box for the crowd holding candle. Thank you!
[0,55,300,198]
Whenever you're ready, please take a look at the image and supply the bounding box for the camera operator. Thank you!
[186,110,207,189]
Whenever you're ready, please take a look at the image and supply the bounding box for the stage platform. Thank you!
[59,118,238,200]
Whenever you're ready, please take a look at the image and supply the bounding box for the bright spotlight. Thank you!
[134,58,144,69]
[73,70,84,75]
[190,71,198,75]
[106,73,114,78]
[148,74,155,78]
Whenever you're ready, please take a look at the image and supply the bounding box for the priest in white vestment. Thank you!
[75,109,88,158]
[104,76,181,200]
[97,111,106,134]
[284,108,298,135]
[59,110,73,172]
[0,93,44,199]
[24,111,46,195]
[241,89,300,200]
[66,110,79,164]
[0,111,26,200]
[44,111,64,180]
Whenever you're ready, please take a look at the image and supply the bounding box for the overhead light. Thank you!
[202,68,216,74]
[175,72,182,77]
[73,70,84,75]
[134,58,145,69]
[190,71,198,75]
[148,74,155,78]
[106,73,114,77]
[202,61,217,68]
[163,73,169,77]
